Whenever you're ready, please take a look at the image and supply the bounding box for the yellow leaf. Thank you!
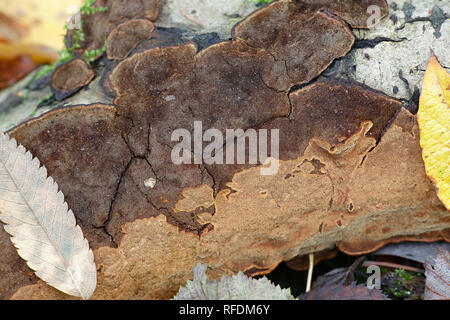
[418,53,450,210]
[0,0,82,63]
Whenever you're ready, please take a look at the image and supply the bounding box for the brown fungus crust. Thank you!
[208,79,403,191]
[51,58,95,100]
[233,1,355,87]
[1,0,449,300]
[67,0,161,59]
[106,19,155,60]
[0,104,132,299]
[6,105,449,300]
[232,0,389,85]
[286,248,339,271]
[295,0,389,28]
[7,104,132,247]
[277,80,403,157]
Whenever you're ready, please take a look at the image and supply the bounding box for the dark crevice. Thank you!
[397,5,449,37]
[201,164,218,197]
[358,144,376,169]
[397,70,420,114]
[398,69,411,96]
[358,106,403,169]
[353,37,407,49]
[102,156,133,247]
[256,72,286,94]
[134,175,169,212]
[286,93,293,119]
[93,3,410,244]
[325,172,334,212]
[328,197,333,211]
[100,127,162,245]
[142,156,161,182]
[287,61,331,97]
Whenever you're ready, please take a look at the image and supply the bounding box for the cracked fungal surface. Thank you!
[0,0,449,299]
[7,102,450,300]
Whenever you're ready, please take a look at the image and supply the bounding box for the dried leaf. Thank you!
[0,55,36,90]
[0,132,97,299]
[173,264,295,300]
[424,249,450,300]
[373,242,450,264]
[417,53,450,210]
[299,282,389,300]
[310,268,348,289]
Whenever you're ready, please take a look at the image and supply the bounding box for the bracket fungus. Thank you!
[51,59,95,100]
[0,0,448,299]
[66,0,161,59]
[106,19,155,60]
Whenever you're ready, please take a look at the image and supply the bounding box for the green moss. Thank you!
[249,0,272,4]
[21,89,30,100]
[80,0,108,15]
[383,269,423,299]
[395,269,419,282]
[31,0,108,82]
[83,42,107,65]
[36,93,53,107]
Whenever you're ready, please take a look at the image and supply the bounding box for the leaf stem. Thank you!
[306,253,314,292]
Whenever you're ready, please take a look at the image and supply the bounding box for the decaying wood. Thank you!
[0,0,448,299]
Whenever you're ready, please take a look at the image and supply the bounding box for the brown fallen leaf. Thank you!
[373,242,450,264]
[0,55,36,90]
[299,282,389,300]
[424,249,450,300]
[0,0,80,89]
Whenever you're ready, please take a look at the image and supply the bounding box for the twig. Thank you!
[344,255,366,285]
[306,253,314,292]
[362,261,424,273]
[178,9,205,29]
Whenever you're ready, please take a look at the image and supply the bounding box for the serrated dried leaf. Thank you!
[0,132,97,299]
[424,249,450,300]
[417,53,450,210]
[173,263,295,300]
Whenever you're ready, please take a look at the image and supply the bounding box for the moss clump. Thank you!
[33,0,107,82]
[80,0,108,15]
[249,0,272,4]
[382,269,424,300]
